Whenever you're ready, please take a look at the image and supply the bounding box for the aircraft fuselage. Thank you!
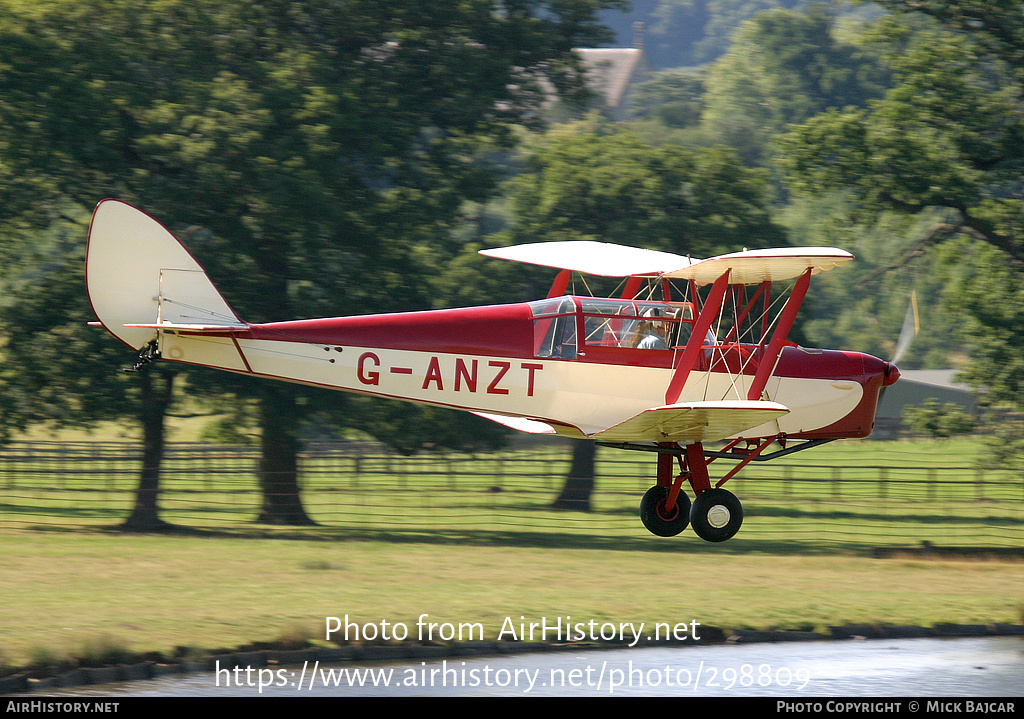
[156,296,897,442]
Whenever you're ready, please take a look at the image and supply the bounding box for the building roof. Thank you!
[574,48,644,111]
[896,370,970,390]
[876,369,978,421]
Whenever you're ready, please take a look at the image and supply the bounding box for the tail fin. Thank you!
[86,200,244,349]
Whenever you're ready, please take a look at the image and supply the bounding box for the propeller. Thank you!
[877,291,916,422]
[890,290,919,366]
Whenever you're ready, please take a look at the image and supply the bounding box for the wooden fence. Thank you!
[1,440,1021,552]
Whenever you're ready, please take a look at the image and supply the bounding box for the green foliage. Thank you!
[633,0,805,67]
[0,0,624,459]
[0,214,175,441]
[902,399,976,439]
[978,417,1024,473]
[500,118,786,258]
[772,1,1024,458]
[627,69,706,128]
[778,11,1024,261]
[700,3,889,164]
[937,239,1024,410]
[199,411,259,447]
[778,194,972,366]
[872,1,1024,83]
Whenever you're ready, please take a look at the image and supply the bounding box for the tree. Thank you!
[699,3,890,165]
[774,1,1024,478]
[777,193,972,368]
[612,0,805,69]
[777,9,1024,264]
[499,120,787,509]
[776,2,1024,446]
[503,119,786,254]
[903,399,976,439]
[0,0,626,525]
[933,237,1024,467]
[627,69,706,128]
[551,440,598,511]
[0,217,180,530]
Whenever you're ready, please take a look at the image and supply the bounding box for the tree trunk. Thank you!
[122,370,175,531]
[256,384,317,525]
[551,440,596,511]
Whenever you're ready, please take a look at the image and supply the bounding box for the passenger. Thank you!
[634,309,669,349]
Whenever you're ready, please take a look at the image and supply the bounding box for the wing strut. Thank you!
[664,270,730,404]
[547,269,571,298]
[746,268,811,401]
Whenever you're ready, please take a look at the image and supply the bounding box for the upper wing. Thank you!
[590,400,789,443]
[479,241,852,286]
[478,241,695,277]
[664,247,853,286]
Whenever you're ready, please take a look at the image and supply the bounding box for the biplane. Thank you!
[86,199,900,542]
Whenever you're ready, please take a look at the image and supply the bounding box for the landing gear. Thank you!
[639,485,691,537]
[636,441,745,542]
[690,488,743,543]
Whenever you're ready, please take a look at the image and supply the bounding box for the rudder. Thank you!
[85,200,243,349]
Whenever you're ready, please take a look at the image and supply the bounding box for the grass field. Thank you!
[0,436,1021,674]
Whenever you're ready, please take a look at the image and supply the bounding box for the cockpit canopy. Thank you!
[529,296,696,360]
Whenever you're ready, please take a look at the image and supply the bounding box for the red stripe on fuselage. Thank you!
[246,303,536,358]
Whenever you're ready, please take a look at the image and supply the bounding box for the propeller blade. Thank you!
[890,290,919,366]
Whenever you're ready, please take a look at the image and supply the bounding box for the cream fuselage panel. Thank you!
[159,332,859,440]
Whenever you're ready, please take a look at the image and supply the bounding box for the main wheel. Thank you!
[639,485,691,537]
[690,488,743,543]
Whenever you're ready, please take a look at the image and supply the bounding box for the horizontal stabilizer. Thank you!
[591,400,789,443]
[124,322,249,333]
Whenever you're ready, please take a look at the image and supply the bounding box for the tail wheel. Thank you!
[639,485,691,537]
[690,488,743,543]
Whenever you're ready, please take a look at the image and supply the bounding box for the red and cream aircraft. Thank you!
[86,199,900,542]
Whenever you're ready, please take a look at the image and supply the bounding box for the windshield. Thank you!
[579,299,693,349]
[529,297,696,356]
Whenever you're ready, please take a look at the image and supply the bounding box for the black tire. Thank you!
[639,485,691,537]
[690,488,743,543]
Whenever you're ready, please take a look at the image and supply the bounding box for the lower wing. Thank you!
[474,400,789,443]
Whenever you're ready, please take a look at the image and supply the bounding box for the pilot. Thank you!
[635,308,669,350]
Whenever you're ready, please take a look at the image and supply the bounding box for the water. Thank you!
[30,636,1024,697]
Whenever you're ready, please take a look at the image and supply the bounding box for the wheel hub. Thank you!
[657,501,680,522]
[707,504,731,528]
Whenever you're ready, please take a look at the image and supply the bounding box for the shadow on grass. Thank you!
[6,498,1023,558]
[748,505,1024,526]
[16,520,997,559]
[0,503,129,520]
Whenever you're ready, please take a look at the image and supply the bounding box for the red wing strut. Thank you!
[664,271,730,405]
